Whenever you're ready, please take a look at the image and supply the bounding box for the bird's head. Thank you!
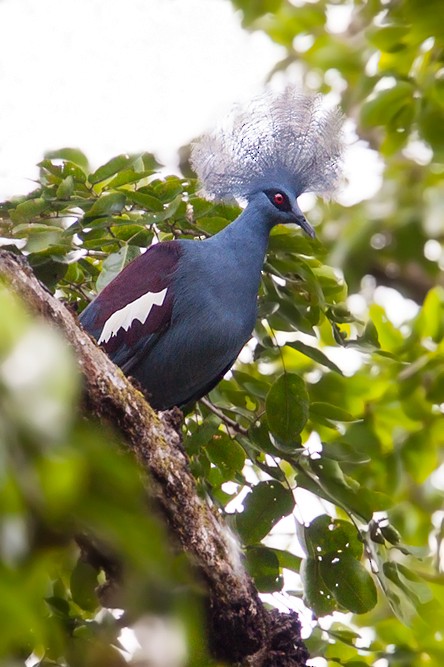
[191,87,344,233]
[248,187,315,238]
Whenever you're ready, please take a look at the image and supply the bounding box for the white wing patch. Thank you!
[98,288,168,344]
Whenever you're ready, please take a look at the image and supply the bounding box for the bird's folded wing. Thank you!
[80,241,182,370]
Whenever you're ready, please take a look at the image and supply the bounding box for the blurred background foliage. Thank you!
[0,0,444,665]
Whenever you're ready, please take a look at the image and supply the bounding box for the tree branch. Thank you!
[200,396,250,436]
[0,250,308,666]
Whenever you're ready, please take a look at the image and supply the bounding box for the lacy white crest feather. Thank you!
[191,88,344,201]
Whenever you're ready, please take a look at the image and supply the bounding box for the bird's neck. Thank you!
[207,201,274,266]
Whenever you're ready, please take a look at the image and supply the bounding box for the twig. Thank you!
[200,396,250,436]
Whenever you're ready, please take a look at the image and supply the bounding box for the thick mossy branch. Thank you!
[0,250,308,667]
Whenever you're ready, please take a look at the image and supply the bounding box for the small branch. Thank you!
[200,396,250,436]
[0,250,308,666]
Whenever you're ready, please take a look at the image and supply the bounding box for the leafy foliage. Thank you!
[0,0,444,664]
[229,0,444,664]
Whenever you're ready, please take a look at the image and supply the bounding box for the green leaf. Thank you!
[16,223,67,254]
[236,480,294,545]
[307,457,389,519]
[39,158,87,184]
[56,175,75,199]
[248,418,293,457]
[266,373,309,445]
[285,340,344,374]
[269,297,316,335]
[361,82,415,128]
[321,442,371,465]
[328,622,362,646]
[12,222,63,238]
[383,561,433,606]
[413,286,444,343]
[380,523,402,545]
[310,402,357,423]
[106,168,155,189]
[320,553,377,614]
[185,417,220,454]
[268,547,302,572]
[141,152,162,171]
[367,25,410,52]
[419,98,444,157]
[206,435,246,480]
[294,258,326,306]
[304,515,363,559]
[300,558,337,616]
[124,189,165,211]
[10,197,49,223]
[195,216,230,235]
[45,147,90,171]
[70,559,99,612]
[89,154,141,184]
[161,194,185,220]
[95,244,140,292]
[245,546,283,592]
[268,228,319,255]
[85,193,127,219]
[232,370,270,399]
[154,176,184,202]
[45,596,71,618]
[360,320,380,348]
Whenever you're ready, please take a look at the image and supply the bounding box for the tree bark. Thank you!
[0,249,308,666]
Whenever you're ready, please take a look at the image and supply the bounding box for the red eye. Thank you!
[274,193,285,206]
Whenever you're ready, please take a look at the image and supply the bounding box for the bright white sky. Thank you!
[0,0,280,198]
[0,0,381,204]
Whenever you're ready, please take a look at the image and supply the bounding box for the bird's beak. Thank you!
[292,202,315,238]
[294,213,315,238]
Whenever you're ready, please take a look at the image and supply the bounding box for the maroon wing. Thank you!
[80,241,182,370]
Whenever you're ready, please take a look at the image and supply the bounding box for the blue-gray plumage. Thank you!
[80,88,344,410]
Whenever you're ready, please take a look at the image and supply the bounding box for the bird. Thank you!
[80,88,344,410]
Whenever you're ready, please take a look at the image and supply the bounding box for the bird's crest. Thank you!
[191,88,344,201]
